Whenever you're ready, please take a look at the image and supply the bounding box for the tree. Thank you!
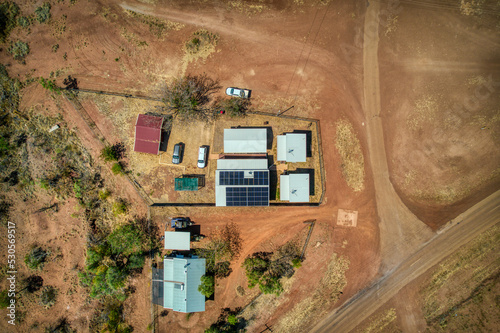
[198,275,215,298]
[111,162,124,175]
[161,74,221,121]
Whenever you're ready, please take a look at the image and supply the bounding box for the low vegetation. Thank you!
[8,40,30,61]
[185,29,219,56]
[242,241,301,296]
[111,162,124,175]
[275,253,350,332]
[126,10,184,39]
[39,78,61,94]
[335,119,365,192]
[34,2,51,24]
[39,286,58,309]
[24,246,49,270]
[204,308,246,333]
[45,318,76,333]
[90,299,133,333]
[215,97,251,117]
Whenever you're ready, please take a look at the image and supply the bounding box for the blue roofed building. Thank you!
[163,257,206,313]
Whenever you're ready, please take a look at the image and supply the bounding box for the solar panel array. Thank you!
[219,171,269,186]
[225,187,269,206]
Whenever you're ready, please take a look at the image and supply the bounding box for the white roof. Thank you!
[280,174,310,202]
[217,159,268,170]
[164,231,191,250]
[277,133,307,162]
[224,128,267,153]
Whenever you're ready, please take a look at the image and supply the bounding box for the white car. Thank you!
[225,87,251,98]
[197,146,208,168]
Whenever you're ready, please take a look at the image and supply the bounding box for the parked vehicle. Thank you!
[225,87,251,98]
[172,143,183,164]
[170,217,193,229]
[197,146,208,168]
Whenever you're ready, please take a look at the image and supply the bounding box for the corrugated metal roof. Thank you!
[280,173,310,202]
[164,232,191,250]
[163,257,206,313]
[277,135,287,161]
[277,133,306,162]
[280,175,290,201]
[134,114,163,155]
[224,128,267,153]
[217,159,268,170]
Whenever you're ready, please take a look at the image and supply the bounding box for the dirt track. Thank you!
[360,0,434,272]
[310,189,500,333]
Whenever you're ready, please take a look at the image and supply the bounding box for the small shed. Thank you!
[175,178,199,191]
[134,114,163,155]
[164,231,191,250]
[224,128,267,153]
[277,133,307,162]
[280,174,310,202]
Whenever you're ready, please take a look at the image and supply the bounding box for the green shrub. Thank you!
[112,199,127,216]
[39,179,49,190]
[51,44,59,53]
[34,2,51,23]
[17,16,30,28]
[24,247,49,270]
[73,180,82,198]
[0,290,10,308]
[99,189,111,200]
[111,162,123,175]
[198,275,215,298]
[39,286,57,308]
[8,40,30,61]
[39,78,61,94]
[292,258,302,268]
[100,145,119,162]
[217,97,251,117]
[0,2,20,42]
[227,314,237,326]
[107,224,144,256]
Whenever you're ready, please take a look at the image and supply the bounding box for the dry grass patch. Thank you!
[125,10,184,39]
[407,95,437,131]
[275,254,349,333]
[335,119,365,192]
[357,308,399,333]
[421,224,500,324]
[182,29,219,73]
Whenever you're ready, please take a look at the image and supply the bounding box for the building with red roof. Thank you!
[134,114,164,155]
